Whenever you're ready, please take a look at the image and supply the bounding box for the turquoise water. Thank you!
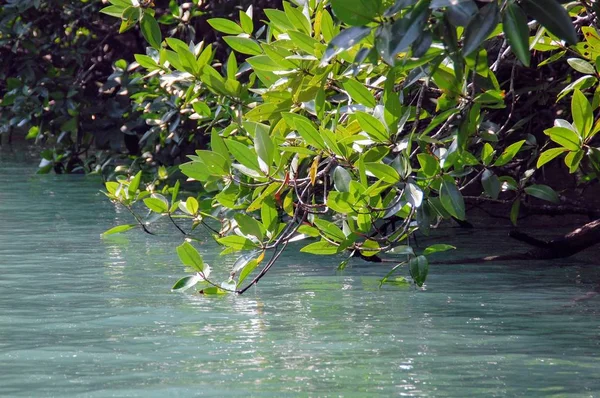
[1,149,599,397]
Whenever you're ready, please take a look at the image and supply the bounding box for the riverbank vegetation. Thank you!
[2,0,599,293]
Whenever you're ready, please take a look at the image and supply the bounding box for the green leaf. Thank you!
[105,182,120,196]
[223,36,262,55]
[264,9,295,31]
[172,275,202,291]
[387,4,430,56]
[572,90,593,139]
[323,26,372,62]
[240,10,254,34]
[102,224,137,236]
[440,176,466,220]
[119,6,140,33]
[524,184,560,203]
[237,258,260,287]
[170,181,180,206]
[567,58,596,75]
[144,195,169,213]
[481,169,500,200]
[409,255,429,287]
[128,171,142,196]
[210,129,229,164]
[444,0,478,26]
[537,147,569,168]
[235,214,265,241]
[544,127,581,151]
[186,197,199,215]
[417,153,440,177]
[327,192,354,213]
[247,55,283,72]
[510,199,520,226]
[207,18,244,35]
[333,166,352,192]
[462,2,499,56]
[330,0,378,26]
[135,54,159,70]
[313,219,346,242]
[481,143,495,166]
[194,150,230,176]
[300,240,339,255]
[283,1,311,34]
[254,127,274,172]
[557,75,597,101]
[177,242,205,272]
[494,140,526,166]
[564,149,584,173]
[355,111,389,142]
[100,5,125,18]
[140,14,162,50]
[343,79,376,108]
[502,4,530,67]
[226,139,262,172]
[423,244,456,256]
[520,0,577,45]
[261,197,278,233]
[405,182,424,208]
[217,235,258,251]
[25,126,39,140]
[180,162,210,182]
[295,119,327,149]
[364,162,400,184]
[199,287,227,295]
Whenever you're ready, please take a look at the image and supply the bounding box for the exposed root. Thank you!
[436,219,600,264]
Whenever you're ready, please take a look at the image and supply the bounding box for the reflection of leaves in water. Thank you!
[102,235,131,246]
[382,277,411,287]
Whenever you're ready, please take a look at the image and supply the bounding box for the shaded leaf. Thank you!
[503,4,530,67]
[481,169,500,199]
[440,176,466,220]
[330,0,378,26]
[521,0,577,45]
[463,2,500,56]
[524,184,560,203]
[409,255,429,287]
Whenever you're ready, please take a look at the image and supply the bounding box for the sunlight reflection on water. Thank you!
[1,150,599,397]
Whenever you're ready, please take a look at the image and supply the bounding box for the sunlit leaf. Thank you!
[102,224,137,236]
[140,14,162,50]
[177,241,205,272]
[423,244,456,256]
[207,18,244,35]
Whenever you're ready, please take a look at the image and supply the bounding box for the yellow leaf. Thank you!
[310,156,319,186]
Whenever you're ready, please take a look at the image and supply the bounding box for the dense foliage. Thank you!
[3,0,600,293]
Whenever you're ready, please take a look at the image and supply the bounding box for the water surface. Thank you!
[1,149,599,397]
